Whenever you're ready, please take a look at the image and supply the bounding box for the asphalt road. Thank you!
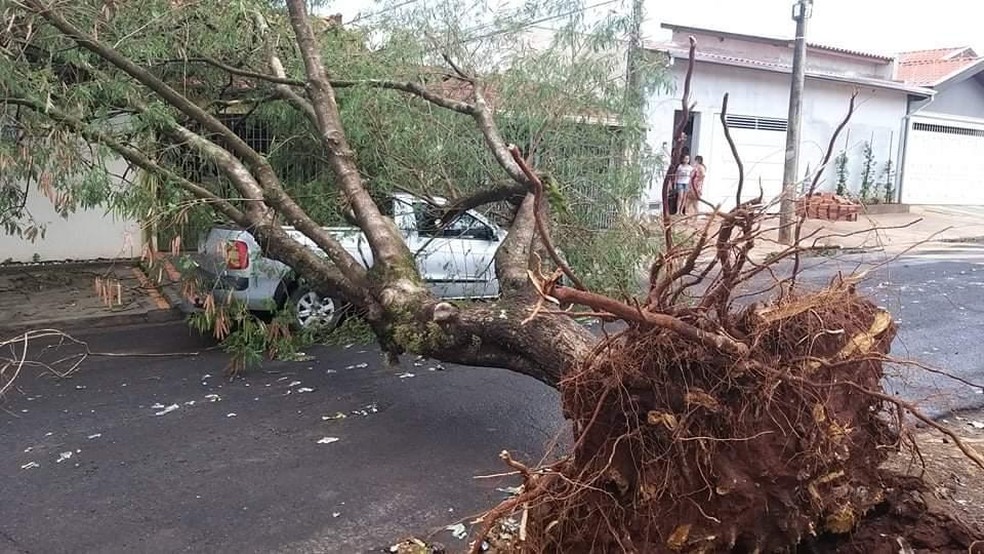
[2,323,567,553]
[2,243,983,553]
[790,242,984,417]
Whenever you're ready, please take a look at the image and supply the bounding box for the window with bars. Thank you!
[724,115,788,132]
[913,122,984,138]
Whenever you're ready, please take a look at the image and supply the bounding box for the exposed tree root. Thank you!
[469,39,984,554]
[475,286,983,552]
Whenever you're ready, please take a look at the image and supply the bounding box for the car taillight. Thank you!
[225,240,249,270]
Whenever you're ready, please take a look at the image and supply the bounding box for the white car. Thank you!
[193,193,505,328]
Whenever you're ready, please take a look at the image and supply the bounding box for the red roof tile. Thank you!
[895,47,979,85]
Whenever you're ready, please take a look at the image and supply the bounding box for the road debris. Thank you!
[205,394,221,402]
[227,413,237,418]
[87,433,102,440]
[56,451,73,463]
[21,461,39,470]
[350,403,379,417]
[297,387,315,393]
[447,523,468,540]
[332,512,341,518]
[345,362,369,370]
[288,381,302,388]
[154,404,180,416]
[317,437,340,445]
[398,372,415,379]
[322,412,347,421]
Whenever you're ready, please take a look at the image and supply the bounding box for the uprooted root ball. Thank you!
[524,284,909,552]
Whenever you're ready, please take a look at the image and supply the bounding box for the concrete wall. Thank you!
[0,155,141,263]
[645,61,909,209]
[923,76,984,119]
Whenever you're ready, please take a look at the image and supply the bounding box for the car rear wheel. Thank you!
[289,287,342,331]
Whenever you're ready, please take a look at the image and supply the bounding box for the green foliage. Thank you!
[2,0,670,354]
[320,316,375,347]
[562,221,663,296]
[834,151,849,197]
[859,140,876,202]
[880,159,895,204]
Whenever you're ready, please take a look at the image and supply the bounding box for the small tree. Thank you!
[859,140,876,202]
[834,150,849,196]
[881,159,896,203]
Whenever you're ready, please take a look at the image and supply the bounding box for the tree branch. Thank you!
[3,97,247,224]
[789,91,858,284]
[285,0,417,274]
[251,12,319,127]
[719,93,745,207]
[332,79,476,115]
[180,56,306,87]
[508,145,585,291]
[547,285,749,356]
[22,0,273,179]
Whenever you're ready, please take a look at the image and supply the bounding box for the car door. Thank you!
[406,203,498,299]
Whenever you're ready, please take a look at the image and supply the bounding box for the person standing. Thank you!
[672,154,694,215]
[686,155,706,216]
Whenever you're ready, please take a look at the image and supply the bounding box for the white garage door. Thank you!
[703,115,787,212]
[902,117,984,205]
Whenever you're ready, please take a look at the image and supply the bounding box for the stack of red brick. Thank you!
[795,193,861,222]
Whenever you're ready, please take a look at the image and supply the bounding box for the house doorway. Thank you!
[673,110,699,157]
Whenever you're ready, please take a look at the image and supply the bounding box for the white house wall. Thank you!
[645,61,909,210]
[0,155,141,263]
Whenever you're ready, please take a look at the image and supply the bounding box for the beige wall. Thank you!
[1,156,141,263]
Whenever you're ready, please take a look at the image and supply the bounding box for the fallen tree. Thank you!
[2,1,982,551]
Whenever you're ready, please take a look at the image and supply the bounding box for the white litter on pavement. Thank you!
[87,434,102,440]
[151,403,166,409]
[184,400,196,406]
[344,362,369,370]
[202,374,212,380]
[447,523,468,540]
[21,461,39,470]
[317,437,340,445]
[398,372,415,379]
[332,512,341,518]
[297,387,315,393]
[288,381,302,388]
[322,412,347,421]
[205,394,221,402]
[350,403,379,417]
[227,413,237,418]
[56,451,73,463]
[155,404,180,416]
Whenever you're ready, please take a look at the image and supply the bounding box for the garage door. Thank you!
[902,117,984,205]
[703,115,787,212]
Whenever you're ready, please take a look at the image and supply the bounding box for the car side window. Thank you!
[415,204,493,240]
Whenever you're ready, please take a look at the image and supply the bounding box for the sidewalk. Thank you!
[769,205,984,254]
[0,260,183,336]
